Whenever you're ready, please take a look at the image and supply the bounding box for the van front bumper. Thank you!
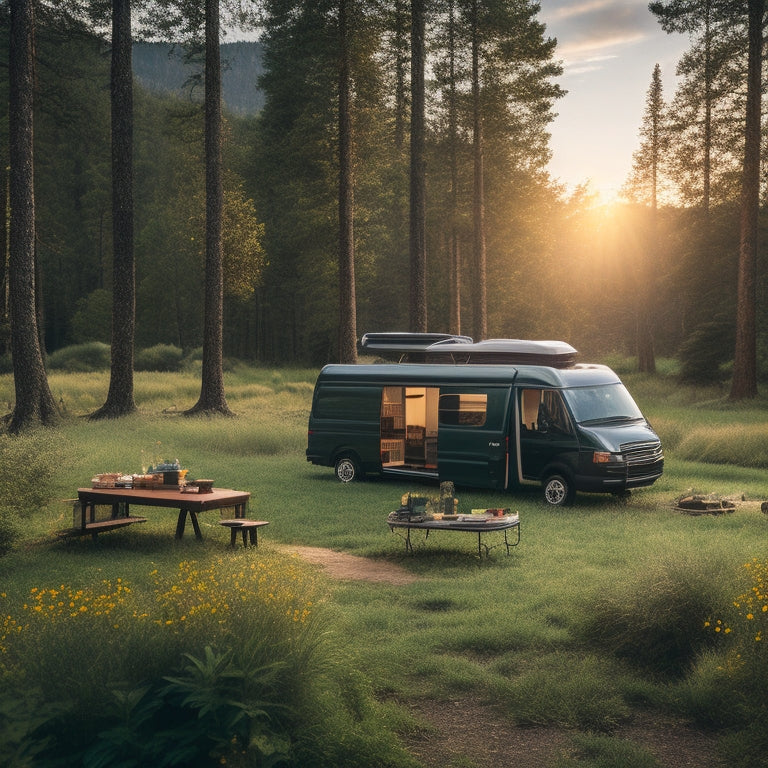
[575,461,664,493]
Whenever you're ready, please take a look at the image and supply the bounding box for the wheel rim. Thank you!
[545,478,566,505]
[336,459,355,483]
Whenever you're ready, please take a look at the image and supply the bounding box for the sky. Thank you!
[539,0,690,200]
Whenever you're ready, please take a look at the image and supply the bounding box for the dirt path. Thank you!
[404,698,722,768]
[280,544,421,585]
[285,546,724,768]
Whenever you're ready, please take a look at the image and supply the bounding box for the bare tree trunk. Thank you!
[188,0,232,415]
[409,0,427,333]
[1,159,9,355]
[338,0,357,363]
[447,0,461,335]
[471,1,487,341]
[8,0,59,433]
[91,0,136,419]
[730,0,762,400]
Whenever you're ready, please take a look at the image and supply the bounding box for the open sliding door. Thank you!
[437,386,510,490]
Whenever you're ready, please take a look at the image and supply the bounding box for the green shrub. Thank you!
[554,733,662,768]
[47,342,111,372]
[679,557,768,753]
[134,344,185,372]
[674,650,748,730]
[0,432,63,554]
[500,653,631,731]
[576,553,731,678]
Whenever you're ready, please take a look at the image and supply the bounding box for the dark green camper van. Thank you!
[306,336,664,506]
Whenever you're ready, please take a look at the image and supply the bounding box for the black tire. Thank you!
[334,455,361,483]
[542,473,574,507]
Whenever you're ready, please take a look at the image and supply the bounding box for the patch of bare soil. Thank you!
[403,698,723,768]
[281,545,421,585]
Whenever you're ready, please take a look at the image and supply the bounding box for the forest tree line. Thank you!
[2,0,768,402]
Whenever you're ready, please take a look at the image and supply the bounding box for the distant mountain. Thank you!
[132,41,264,116]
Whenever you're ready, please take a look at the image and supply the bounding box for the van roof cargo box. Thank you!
[425,339,578,368]
[360,332,577,368]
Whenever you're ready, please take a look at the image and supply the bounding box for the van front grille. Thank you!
[621,440,664,477]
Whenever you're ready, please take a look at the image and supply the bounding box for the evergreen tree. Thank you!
[623,63,670,373]
[650,0,745,210]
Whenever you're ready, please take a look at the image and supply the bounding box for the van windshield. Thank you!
[563,383,644,425]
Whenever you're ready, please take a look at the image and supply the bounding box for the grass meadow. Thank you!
[2,359,768,766]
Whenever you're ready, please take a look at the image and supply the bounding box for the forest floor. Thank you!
[281,544,725,768]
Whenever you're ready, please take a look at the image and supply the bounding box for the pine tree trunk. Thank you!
[91,0,137,419]
[409,0,427,333]
[8,0,59,433]
[338,0,357,364]
[447,0,461,335]
[187,0,232,416]
[730,0,762,400]
[1,159,9,356]
[471,3,487,341]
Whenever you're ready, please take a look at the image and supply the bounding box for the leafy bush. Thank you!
[134,344,185,372]
[0,432,62,554]
[673,558,768,765]
[47,342,111,372]
[575,553,731,678]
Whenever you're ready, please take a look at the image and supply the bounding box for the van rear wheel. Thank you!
[542,473,574,506]
[334,455,361,483]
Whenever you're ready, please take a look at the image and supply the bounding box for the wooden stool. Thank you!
[219,519,269,547]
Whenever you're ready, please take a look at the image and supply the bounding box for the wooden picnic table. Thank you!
[77,486,251,540]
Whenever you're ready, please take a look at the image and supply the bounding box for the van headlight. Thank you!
[593,451,624,464]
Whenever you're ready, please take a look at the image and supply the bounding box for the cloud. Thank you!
[541,0,656,71]
[546,0,618,23]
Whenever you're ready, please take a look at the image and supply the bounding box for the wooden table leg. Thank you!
[175,509,187,539]
[189,510,202,540]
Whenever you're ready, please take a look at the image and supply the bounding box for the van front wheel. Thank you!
[334,456,361,483]
[542,474,574,507]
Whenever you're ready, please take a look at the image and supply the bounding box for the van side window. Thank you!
[438,393,487,426]
[520,389,573,435]
[315,387,380,419]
